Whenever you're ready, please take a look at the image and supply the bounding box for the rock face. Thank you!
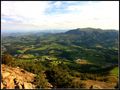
[1,64,36,89]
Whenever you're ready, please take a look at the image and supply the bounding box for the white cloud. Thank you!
[1,19,7,23]
[1,1,119,31]
[53,1,62,8]
[1,1,50,18]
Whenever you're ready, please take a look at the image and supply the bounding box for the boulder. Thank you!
[1,82,3,89]
[93,85,102,89]
[24,82,35,89]
[5,76,15,89]
[2,72,10,79]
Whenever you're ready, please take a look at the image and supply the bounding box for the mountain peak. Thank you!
[65,27,118,34]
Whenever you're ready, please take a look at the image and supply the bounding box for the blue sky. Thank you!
[1,1,119,31]
[45,1,88,15]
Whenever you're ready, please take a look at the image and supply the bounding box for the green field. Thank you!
[110,67,119,77]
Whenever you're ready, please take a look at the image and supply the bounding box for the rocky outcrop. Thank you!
[1,64,36,89]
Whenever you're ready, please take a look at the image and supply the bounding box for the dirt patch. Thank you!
[83,80,116,89]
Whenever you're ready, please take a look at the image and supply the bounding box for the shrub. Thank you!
[2,53,14,65]
[34,72,51,88]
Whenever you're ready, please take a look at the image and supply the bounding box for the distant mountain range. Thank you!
[2,27,119,49]
[65,28,118,34]
[55,28,118,49]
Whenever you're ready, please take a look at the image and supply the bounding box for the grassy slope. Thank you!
[110,67,119,77]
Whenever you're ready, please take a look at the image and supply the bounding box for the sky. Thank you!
[1,1,119,32]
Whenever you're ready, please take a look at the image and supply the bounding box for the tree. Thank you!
[69,77,85,88]
[34,72,52,88]
[2,53,14,65]
[45,66,71,88]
